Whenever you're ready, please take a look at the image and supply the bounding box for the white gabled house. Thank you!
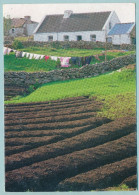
[107,22,135,45]
[34,10,120,42]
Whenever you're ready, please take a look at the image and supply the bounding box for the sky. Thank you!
[3,3,135,23]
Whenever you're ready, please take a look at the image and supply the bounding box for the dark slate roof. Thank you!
[36,11,111,33]
[108,23,135,35]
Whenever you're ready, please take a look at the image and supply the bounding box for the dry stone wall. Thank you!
[5,41,136,51]
[4,54,136,88]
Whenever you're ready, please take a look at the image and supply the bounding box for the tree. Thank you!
[4,15,12,36]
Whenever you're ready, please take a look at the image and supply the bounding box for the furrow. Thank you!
[57,156,137,191]
[5,97,93,111]
[5,100,96,114]
[6,123,98,140]
[120,175,137,189]
[5,132,136,191]
[5,116,108,132]
[5,117,135,171]
[5,96,89,108]
[5,104,100,121]
[5,112,96,126]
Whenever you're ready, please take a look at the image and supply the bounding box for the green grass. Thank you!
[14,36,33,42]
[4,49,135,72]
[4,53,58,72]
[18,47,104,57]
[103,184,134,191]
[5,66,136,120]
[18,46,135,57]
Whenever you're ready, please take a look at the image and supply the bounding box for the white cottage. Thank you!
[107,23,135,45]
[34,10,120,42]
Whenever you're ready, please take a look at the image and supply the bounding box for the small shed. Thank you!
[107,23,135,45]
[9,16,38,37]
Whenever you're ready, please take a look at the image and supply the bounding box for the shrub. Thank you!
[12,40,23,49]
[56,58,61,68]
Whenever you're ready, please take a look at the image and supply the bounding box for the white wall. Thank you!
[108,34,131,45]
[103,11,121,35]
[26,23,38,36]
[34,11,121,42]
[9,28,24,37]
[34,30,106,42]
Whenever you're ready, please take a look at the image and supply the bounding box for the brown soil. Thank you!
[5,124,92,139]
[5,98,100,114]
[5,117,135,171]
[5,103,100,121]
[5,116,109,132]
[5,96,137,192]
[6,132,136,191]
[5,96,89,107]
[57,156,137,191]
[4,84,29,100]
[121,175,137,188]
[5,111,96,126]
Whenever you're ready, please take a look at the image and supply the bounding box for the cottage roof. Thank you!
[35,11,111,33]
[108,23,135,35]
[11,17,38,28]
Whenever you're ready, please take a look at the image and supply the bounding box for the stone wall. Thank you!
[5,40,136,51]
[4,54,136,88]
[22,41,136,50]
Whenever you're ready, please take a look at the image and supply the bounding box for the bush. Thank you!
[12,40,23,49]
[56,58,61,68]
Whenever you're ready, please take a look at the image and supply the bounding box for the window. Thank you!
[90,34,96,42]
[64,35,69,41]
[109,22,112,30]
[77,35,82,41]
[48,36,53,42]
[12,28,15,33]
[131,37,136,45]
[106,37,112,43]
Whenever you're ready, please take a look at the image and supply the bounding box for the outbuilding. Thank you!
[107,22,135,45]
[9,16,38,37]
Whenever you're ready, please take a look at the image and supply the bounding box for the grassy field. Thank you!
[4,53,58,72]
[18,47,104,57]
[14,36,33,42]
[4,50,135,72]
[5,65,136,120]
[18,46,135,57]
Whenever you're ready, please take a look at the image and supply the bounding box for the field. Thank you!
[5,96,137,191]
[4,45,136,191]
[4,49,135,72]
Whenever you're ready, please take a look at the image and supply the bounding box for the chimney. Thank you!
[63,10,73,19]
[24,16,31,21]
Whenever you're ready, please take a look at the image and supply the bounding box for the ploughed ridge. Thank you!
[5,96,137,191]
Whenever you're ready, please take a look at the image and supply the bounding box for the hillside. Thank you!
[5,64,136,120]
